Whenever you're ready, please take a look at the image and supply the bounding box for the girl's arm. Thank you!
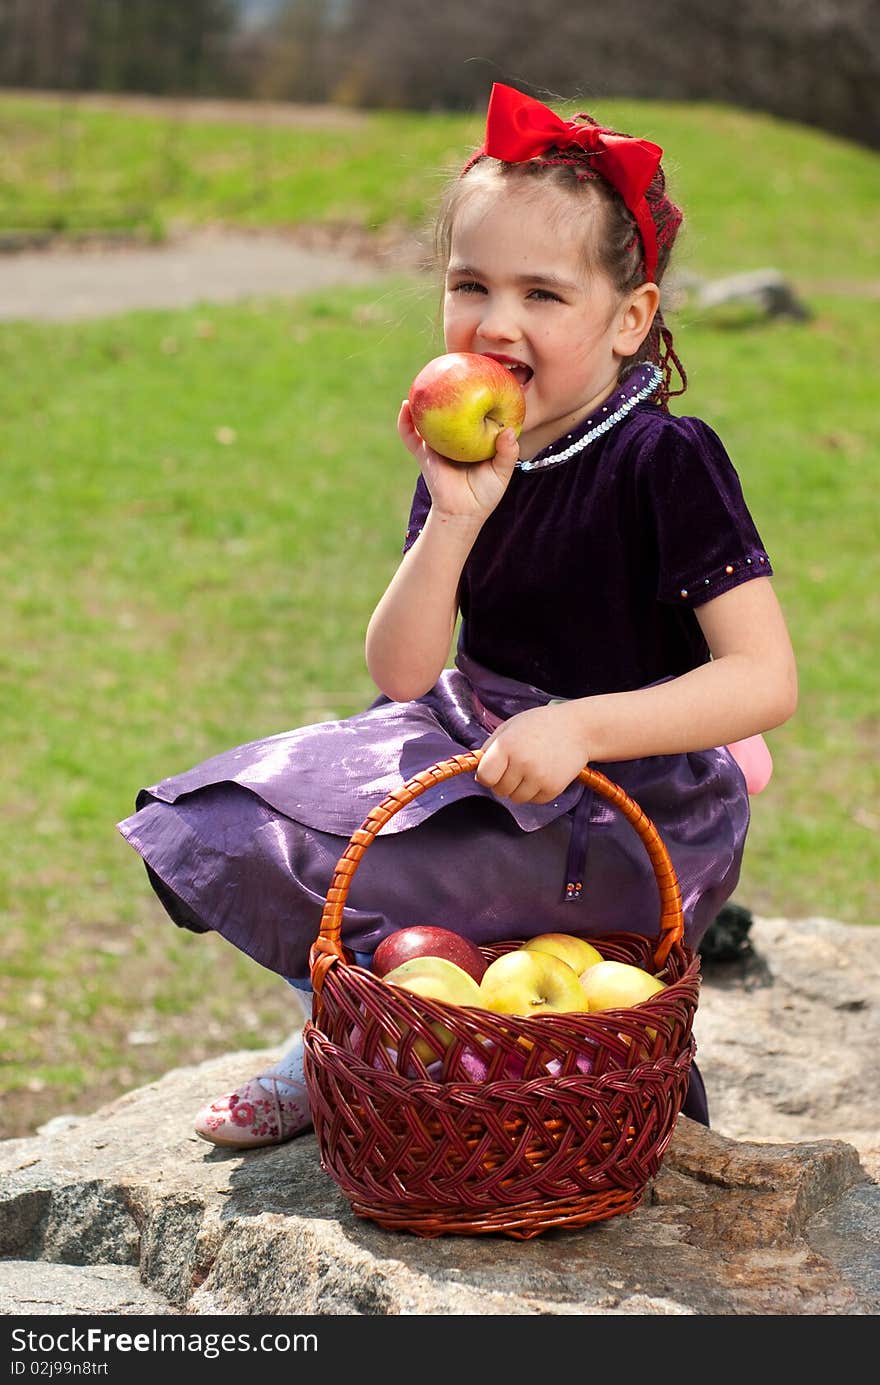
[366,403,519,702]
[476,577,798,803]
[365,508,481,702]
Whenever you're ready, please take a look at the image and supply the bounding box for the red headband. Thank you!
[464,83,662,283]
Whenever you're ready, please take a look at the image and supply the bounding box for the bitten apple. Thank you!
[579,960,667,1011]
[381,955,485,1063]
[371,925,487,983]
[408,352,526,463]
[522,933,604,974]
[479,949,589,1017]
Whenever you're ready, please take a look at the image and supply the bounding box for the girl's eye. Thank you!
[447,282,561,301]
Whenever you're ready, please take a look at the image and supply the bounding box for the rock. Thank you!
[0,1261,177,1316]
[667,269,812,320]
[694,916,880,1181]
[698,270,812,320]
[1,915,877,1316]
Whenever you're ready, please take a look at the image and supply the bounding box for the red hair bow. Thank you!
[467,83,662,283]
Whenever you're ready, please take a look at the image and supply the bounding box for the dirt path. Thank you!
[5,88,369,129]
[2,234,870,323]
[0,225,425,322]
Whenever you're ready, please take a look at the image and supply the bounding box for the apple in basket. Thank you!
[381,955,484,1064]
[478,949,589,1017]
[371,924,488,984]
[578,960,667,1011]
[522,932,604,975]
[458,1045,594,1081]
[407,352,526,463]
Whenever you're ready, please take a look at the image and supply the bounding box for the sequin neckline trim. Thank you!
[516,363,662,472]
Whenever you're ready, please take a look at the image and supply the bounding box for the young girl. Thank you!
[117,83,796,1149]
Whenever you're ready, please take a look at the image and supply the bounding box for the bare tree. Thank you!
[0,0,240,95]
[0,0,876,147]
[270,0,880,147]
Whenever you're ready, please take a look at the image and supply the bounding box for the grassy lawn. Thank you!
[1,95,878,1138]
[1,93,878,280]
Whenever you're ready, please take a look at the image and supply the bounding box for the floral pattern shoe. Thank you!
[193,1073,312,1149]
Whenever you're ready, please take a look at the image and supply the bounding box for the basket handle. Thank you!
[309,750,684,996]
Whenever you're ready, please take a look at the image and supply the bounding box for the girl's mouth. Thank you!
[484,354,534,389]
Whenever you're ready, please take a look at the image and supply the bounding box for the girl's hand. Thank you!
[398,400,519,522]
[475,703,590,805]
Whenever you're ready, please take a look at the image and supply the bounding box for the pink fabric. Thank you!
[726,734,773,795]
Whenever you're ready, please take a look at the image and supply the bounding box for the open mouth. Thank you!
[485,354,534,389]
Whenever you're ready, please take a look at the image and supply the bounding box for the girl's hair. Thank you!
[435,118,687,409]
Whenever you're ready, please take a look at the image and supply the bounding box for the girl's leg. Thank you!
[193,1031,312,1149]
[680,1061,710,1127]
[193,962,370,1149]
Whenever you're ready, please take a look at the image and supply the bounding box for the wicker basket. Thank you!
[302,750,700,1239]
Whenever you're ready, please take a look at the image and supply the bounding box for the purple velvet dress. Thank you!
[117,365,773,1123]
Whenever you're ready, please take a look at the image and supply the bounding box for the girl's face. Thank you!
[443,178,632,458]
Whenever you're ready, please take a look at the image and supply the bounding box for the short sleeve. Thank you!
[642,416,773,606]
[402,475,432,554]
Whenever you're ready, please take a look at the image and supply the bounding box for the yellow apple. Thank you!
[408,352,526,463]
[522,932,604,974]
[479,949,589,1017]
[578,960,667,1011]
[381,955,484,1063]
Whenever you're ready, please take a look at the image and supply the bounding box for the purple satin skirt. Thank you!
[117,649,749,985]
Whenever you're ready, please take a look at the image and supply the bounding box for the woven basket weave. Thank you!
[302,750,700,1239]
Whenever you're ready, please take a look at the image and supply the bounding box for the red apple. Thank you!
[371,925,488,983]
[408,352,526,463]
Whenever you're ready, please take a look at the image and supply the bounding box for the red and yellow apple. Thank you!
[478,949,589,1017]
[522,932,604,975]
[371,925,487,984]
[578,960,667,1011]
[381,955,484,1063]
[407,352,526,463]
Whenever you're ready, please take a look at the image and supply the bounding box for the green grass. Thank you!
[2,278,878,1138]
[1,280,439,1138]
[1,94,878,279]
[1,94,878,1137]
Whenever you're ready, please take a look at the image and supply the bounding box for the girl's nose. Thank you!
[477,300,521,345]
